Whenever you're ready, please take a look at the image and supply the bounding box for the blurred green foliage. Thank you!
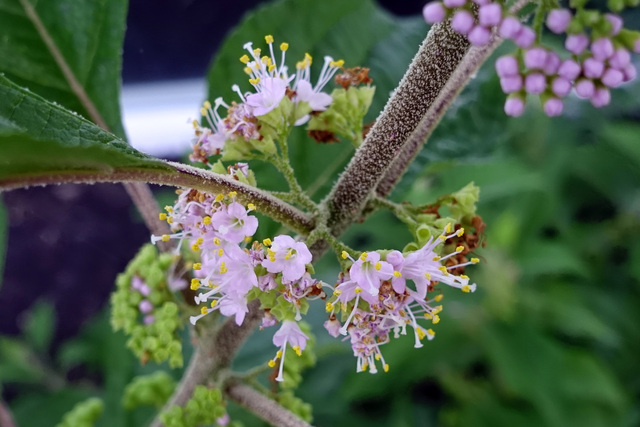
[0,0,639,426]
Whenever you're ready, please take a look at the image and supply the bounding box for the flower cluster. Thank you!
[423,0,640,116]
[111,245,184,368]
[191,35,344,163]
[324,224,478,373]
[153,188,318,381]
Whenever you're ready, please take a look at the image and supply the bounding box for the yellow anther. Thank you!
[330,59,345,67]
[460,274,469,279]
[383,364,389,372]
[432,256,441,261]
[393,271,402,277]
[190,279,200,290]
[244,236,252,243]
[355,287,362,294]
[432,315,440,324]
[304,52,312,63]
[471,258,480,264]
[210,300,217,307]
[434,294,444,302]
[325,302,334,312]
[445,223,452,233]
[159,213,167,221]
[265,34,274,44]
[247,203,256,211]
[167,217,173,224]
[433,305,443,314]
[333,289,342,296]
[438,266,449,275]
[417,328,426,339]
[228,191,237,198]
[362,363,368,372]
[293,345,302,356]
[261,55,269,64]
[203,216,211,225]
[161,234,170,242]
[285,250,292,260]
[456,228,465,237]
[424,313,433,319]
[203,100,212,110]
[456,245,464,252]
[268,64,276,72]
[249,77,260,85]
[427,329,435,336]
[191,244,200,251]
[196,238,204,245]
[240,54,250,64]
[244,66,252,75]
[220,262,228,274]
[200,107,207,116]
[424,272,432,280]
[253,48,261,57]
[200,306,208,315]
[164,206,173,212]
[360,252,368,261]
[217,248,224,256]
[193,263,202,270]
[263,238,272,246]
[280,42,289,51]
[462,285,471,293]
[438,235,447,242]
[276,350,283,359]
[192,119,199,129]
[268,359,276,368]
[213,237,221,245]
[215,194,224,202]
[375,262,381,271]
[375,353,381,361]
[341,251,349,259]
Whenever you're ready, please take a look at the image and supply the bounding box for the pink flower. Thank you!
[348,252,394,296]
[271,321,309,381]
[245,77,288,116]
[262,235,312,283]
[219,292,249,326]
[210,202,258,244]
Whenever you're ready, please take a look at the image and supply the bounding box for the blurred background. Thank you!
[1,0,639,426]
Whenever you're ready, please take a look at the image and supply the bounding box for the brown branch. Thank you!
[375,0,531,197]
[150,300,263,427]
[18,0,170,242]
[226,383,313,427]
[309,21,470,259]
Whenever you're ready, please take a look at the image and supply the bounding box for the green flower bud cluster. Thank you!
[308,86,375,147]
[111,244,184,368]
[55,397,103,427]
[276,390,313,423]
[160,386,226,427]
[122,371,176,409]
[278,321,316,390]
[404,182,480,253]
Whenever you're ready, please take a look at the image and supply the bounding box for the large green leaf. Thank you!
[0,75,172,182]
[0,0,127,137]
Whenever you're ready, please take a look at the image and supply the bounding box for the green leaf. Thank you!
[23,300,56,354]
[0,0,127,136]
[0,75,173,184]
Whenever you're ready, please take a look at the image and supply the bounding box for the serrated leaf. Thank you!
[0,0,127,137]
[0,74,173,183]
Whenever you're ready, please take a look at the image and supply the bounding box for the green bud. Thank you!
[608,0,625,13]
[55,398,103,427]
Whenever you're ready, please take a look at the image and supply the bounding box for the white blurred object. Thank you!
[121,79,205,158]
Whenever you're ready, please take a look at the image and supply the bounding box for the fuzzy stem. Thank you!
[309,21,470,259]
[375,0,531,198]
[150,300,263,427]
[225,383,313,427]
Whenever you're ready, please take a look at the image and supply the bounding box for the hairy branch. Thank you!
[0,163,315,235]
[376,0,531,197]
[309,21,469,258]
[150,301,263,427]
[226,383,313,427]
